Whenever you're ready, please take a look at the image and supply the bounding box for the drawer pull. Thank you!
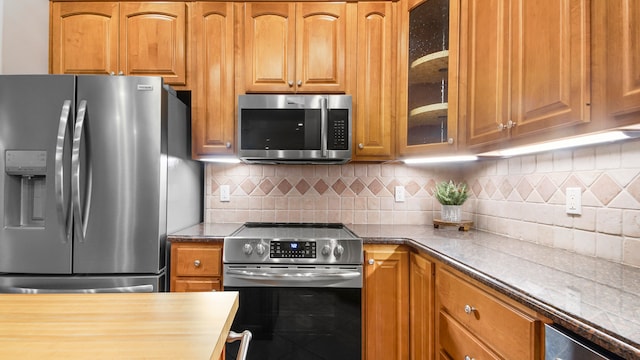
[194,260,201,268]
[464,356,475,360]
[464,304,476,314]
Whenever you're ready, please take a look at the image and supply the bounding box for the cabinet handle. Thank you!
[226,142,232,149]
[288,80,294,87]
[464,304,476,314]
[358,143,364,149]
[368,259,374,265]
[194,260,201,268]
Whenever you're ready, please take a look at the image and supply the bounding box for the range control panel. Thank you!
[270,241,316,258]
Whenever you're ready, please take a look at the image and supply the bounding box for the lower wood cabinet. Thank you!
[363,244,410,360]
[436,265,544,360]
[169,242,223,292]
[410,252,435,360]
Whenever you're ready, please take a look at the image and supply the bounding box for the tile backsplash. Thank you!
[205,138,640,267]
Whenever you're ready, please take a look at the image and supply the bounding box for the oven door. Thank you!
[224,266,362,360]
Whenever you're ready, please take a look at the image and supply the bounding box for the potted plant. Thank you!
[433,180,469,222]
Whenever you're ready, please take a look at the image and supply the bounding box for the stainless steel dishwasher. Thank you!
[545,324,623,360]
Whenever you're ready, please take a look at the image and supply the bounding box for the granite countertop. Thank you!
[168,222,640,359]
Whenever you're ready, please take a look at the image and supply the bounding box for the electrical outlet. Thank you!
[220,185,230,202]
[566,187,581,215]
[395,186,405,202]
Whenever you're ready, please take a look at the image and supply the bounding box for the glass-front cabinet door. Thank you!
[397,0,459,156]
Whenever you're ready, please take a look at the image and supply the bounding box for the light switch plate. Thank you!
[220,185,230,202]
[566,187,581,215]
[395,186,405,202]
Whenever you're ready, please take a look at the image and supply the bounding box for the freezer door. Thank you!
[72,76,166,274]
[0,75,75,274]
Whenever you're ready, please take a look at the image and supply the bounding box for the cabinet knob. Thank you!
[368,259,375,265]
[194,259,201,267]
[464,356,475,360]
[464,304,476,314]
[297,80,302,86]
[226,142,232,149]
[447,138,454,144]
[358,143,364,149]
[288,80,294,87]
[497,123,505,131]
[118,71,124,76]
[109,72,115,76]
[507,119,517,128]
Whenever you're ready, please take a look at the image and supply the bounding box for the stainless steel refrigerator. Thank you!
[0,75,203,293]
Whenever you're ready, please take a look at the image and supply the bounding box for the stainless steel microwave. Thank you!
[238,94,352,164]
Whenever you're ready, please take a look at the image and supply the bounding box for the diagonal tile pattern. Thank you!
[204,139,640,267]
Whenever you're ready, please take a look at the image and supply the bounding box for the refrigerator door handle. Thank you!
[72,100,91,243]
[56,100,73,243]
[5,284,155,293]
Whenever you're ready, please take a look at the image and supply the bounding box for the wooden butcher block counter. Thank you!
[0,291,238,359]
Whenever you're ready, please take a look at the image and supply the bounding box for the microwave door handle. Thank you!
[320,97,328,158]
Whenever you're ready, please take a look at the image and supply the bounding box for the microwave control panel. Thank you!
[328,109,349,150]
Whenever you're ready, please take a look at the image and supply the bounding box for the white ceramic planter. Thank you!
[441,205,462,222]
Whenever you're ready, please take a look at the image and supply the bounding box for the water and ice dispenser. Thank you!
[4,150,48,228]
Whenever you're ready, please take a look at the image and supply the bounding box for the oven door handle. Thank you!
[225,269,361,281]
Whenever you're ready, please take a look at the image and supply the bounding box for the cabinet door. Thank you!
[363,245,409,360]
[296,2,347,93]
[410,253,435,360]
[191,2,236,158]
[50,2,119,75]
[459,0,510,147]
[354,2,395,160]
[244,2,296,93]
[606,0,640,123]
[510,0,590,138]
[397,0,461,156]
[119,2,188,86]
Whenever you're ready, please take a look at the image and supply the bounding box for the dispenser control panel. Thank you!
[5,150,47,176]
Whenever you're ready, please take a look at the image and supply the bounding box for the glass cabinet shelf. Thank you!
[409,50,449,84]
[409,102,448,126]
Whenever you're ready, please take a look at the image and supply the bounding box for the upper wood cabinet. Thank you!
[460,0,590,148]
[50,1,189,87]
[353,1,396,160]
[191,2,236,158]
[397,0,461,157]
[243,2,348,93]
[606,0,640,125]
[363,244,409,360]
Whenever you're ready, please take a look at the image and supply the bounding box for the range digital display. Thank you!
[270,241,316,258]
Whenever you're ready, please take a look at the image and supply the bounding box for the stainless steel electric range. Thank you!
[223,222,363,360]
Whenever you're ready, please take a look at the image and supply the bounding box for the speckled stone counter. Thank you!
[168,223,640,359]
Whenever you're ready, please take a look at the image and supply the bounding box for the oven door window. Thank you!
[240,109,321,150]
[225,287,361,360]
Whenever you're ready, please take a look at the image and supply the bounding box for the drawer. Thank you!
[439,311,500,360]
[173,278,222,292]
[436,267,539,360]
[172,244,222,277]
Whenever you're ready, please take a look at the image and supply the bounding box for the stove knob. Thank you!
[243,243,253,255]
[334,245,345,258]
[321,245,332,256]
[256,243,266,256]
